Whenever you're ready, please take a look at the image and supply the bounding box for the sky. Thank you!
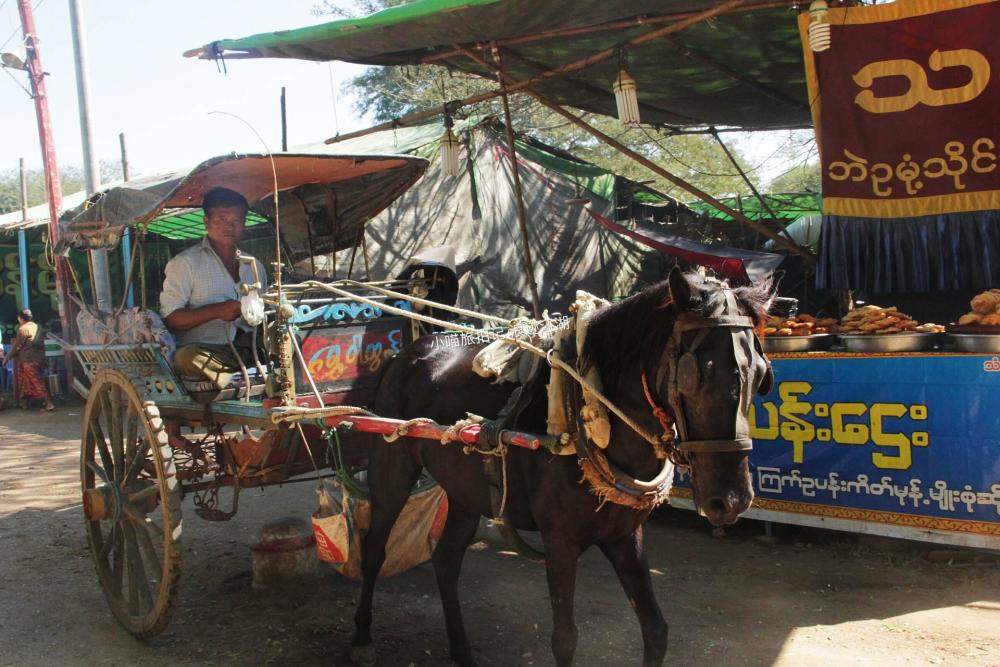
[0,0,369,178]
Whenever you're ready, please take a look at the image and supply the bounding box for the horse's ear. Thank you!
[668,267,694,309]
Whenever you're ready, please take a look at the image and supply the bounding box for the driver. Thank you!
[160,187,267,389]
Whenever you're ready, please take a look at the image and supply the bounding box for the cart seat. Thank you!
[181,367,267,403]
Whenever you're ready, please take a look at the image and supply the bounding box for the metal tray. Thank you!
[949,333,1000,353]
[762,334,836,353]
[838,332,936,353]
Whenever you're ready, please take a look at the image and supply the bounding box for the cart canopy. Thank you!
[185,0,810,131]
[60,153,428,261]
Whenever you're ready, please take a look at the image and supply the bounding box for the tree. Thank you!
[0,161,124,216]
[767,161,822,194]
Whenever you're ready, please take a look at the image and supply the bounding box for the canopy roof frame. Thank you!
[419,0,790,64]
[318,0,752,145]
[455,43,811,260]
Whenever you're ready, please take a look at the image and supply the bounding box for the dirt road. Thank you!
[1,404,998,666]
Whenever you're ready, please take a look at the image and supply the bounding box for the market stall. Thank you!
[681,0,999,550]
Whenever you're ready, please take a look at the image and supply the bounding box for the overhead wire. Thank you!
[1,0,46,52]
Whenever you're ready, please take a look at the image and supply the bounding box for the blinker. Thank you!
[677,352,700,395]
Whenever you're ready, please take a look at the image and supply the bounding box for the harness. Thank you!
[574,289,758,511]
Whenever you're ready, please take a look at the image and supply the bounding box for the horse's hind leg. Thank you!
[350,441,422,665]
[599,527,668,666]
[431,507,481,667]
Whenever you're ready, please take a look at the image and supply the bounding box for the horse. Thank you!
[349,268,774,666]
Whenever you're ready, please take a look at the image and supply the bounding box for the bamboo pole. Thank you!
[452,44,813,261]
[529,92,813,260]
[494,48,542,318]
[325,0,748,144]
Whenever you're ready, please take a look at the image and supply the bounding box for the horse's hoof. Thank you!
[451,649,478,667]
[350,644,377,666]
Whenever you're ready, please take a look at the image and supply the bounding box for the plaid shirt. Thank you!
[160,237,267,347]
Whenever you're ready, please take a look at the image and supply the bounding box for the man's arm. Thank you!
[160,253,242,332]
[163,300,242,332]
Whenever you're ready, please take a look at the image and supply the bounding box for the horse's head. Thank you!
[659,268,773,526]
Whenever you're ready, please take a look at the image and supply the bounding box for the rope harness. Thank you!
[271,280,760,515]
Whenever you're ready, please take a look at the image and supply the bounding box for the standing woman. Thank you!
[9,309,54,411]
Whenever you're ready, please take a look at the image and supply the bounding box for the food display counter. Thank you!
[671,348,1000,548]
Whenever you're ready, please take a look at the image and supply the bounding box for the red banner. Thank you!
[800,0,1000,218]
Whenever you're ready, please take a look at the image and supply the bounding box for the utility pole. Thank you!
[68,0,112,312]
[16,0,74,353]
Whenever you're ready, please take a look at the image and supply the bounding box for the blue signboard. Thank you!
[674,353,1000,546]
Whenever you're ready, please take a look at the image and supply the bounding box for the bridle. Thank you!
[573,287,762,510]
[644,289,760,465]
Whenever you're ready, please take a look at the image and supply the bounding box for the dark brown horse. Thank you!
[350,269,773,666]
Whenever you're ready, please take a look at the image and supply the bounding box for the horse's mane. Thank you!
[580,272,773,392]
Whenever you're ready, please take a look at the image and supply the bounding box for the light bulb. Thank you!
[613,70,641,126]
[440,127,462,176]
[808,0,831,52]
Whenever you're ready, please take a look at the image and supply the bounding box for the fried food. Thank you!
[982,313,1000,326]
[763,327,777,335]
[876,326,902,335]
[777,327,794,336]
[971,291,1000,314]
[959,312,982,325]
[813,326,829,334]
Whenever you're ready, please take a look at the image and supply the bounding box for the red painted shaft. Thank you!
[323,415,549,451]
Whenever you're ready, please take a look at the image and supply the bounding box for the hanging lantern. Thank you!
[807,0,831,52]
[613,69,641,126]
[440,116,461,177]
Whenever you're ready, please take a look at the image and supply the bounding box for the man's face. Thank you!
[204,205,246,245]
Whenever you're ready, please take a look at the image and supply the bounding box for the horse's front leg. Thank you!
[541,535,581,666]
[431,506,481,666]
[350,443,421,665]
[598,527,668,666]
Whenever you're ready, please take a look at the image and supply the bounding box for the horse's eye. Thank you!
[703,359,714,379]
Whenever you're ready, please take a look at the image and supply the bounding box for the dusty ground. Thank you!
[0,402,998,667]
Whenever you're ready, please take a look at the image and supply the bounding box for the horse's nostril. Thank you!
[707,497,728,514]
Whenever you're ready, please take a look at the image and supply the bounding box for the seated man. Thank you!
[160,187,267,390]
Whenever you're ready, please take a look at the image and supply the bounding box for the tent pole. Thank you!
[325,0,747,145]
[494,49,542,318]
[453,43,813,262]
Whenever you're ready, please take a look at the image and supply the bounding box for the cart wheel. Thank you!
[81,369,182,638]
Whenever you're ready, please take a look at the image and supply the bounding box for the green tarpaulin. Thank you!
[688,192,821,222]
[189,0,811,131]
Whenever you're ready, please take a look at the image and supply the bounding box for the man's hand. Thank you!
[214,300,243,322]
[165,299,244,332]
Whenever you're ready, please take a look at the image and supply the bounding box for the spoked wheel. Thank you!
[81,369,182,638]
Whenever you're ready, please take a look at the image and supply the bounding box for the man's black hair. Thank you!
[202,187,249,214]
